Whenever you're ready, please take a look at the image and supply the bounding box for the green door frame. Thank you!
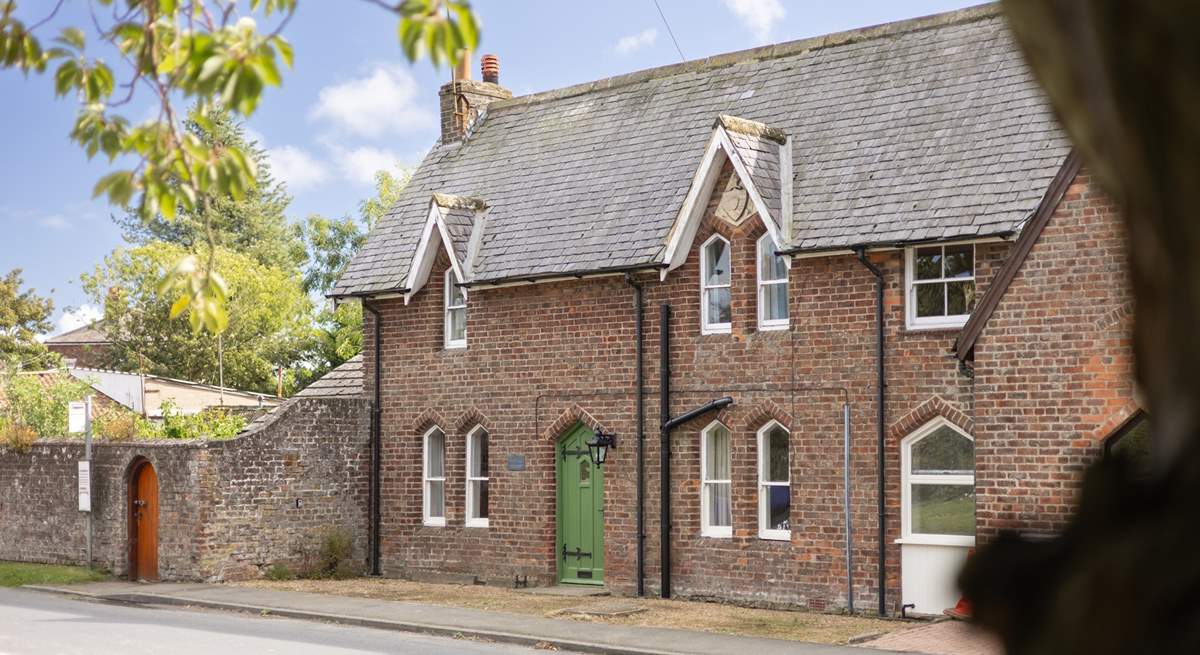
[556,423,605,585]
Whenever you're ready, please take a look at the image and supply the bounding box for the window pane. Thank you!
[946,280,976,316]
[762,283,788,322]
[760,241,787,281]
[705,239,730,285]
[915,247,942,280]
[579,458,590,485]
[706,287,731,325]
[767,485,790,531]
[705,425,730,480]
[943,244,973,279]
[449,307,466,341]
[765,426,789,482]
[915,283,945,318]
[470,431,488,478]
[707,482,731,528]
[911,484,974,536]
[428,480,445,518]
[427,431,445,477]
[912,426,974,474]
[448,280,465,306]
[1110,415,1152,478]
[471,480,489,519]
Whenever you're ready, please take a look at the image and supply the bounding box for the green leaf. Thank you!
[168,293,191,318]
[272,36,293,68]
[56,27,85,51]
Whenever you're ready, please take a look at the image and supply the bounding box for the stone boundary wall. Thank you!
[0,396,369,581]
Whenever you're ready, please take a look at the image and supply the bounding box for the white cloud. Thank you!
[56,304,102,336]
[308,63,436,138]
[614,28,658,55]
[722,0,786,43]
[39,214,69,231]
[269,145,332,192]
[331,145,405,186]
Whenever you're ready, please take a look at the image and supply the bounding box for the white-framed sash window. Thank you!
[757,234,789,330]
[905,243,976,329]
[445,270,467,348]
[700,421,732,537]
[700,234,732,334]
[466,426,489,527]
[423,426,447,526]
[757,420,791,540]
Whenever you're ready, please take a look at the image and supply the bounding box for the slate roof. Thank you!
[333,3,1070,297]
[45,322,109,345]
[721,117,785,231]
[295,354,364,398]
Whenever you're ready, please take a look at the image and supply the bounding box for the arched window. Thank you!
[466,426,489,527]
[1104,411,1152,477]
[423,426,446,526]
[445,270,467,349]
[757,420,790,540]
[757,233,788,330]
[700,234,731,334]
[901,418,975,545]
[700,421,732,537]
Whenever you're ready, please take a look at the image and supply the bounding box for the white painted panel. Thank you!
[901,542,970,615]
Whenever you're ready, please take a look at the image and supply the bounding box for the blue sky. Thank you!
[0,0,980,336]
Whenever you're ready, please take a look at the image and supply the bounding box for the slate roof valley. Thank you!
[333,3,1070,297]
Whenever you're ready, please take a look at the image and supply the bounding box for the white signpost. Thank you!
[70,397,94,565]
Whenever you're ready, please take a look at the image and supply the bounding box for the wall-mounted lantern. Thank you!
[586,429,618,466]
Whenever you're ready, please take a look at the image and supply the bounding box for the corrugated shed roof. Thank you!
[333,4,1070,296]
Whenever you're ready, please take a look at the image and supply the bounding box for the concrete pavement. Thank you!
[0,586,549,654]
[25,581,918,655]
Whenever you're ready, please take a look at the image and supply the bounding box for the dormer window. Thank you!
[445,270,467,348]
[757,234,789,330]
[701,234,732,334]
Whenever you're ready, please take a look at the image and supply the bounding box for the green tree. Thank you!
[82,243,313,395]
[116,107,304,273]
[0,269,59,370]
[0,0,479,333]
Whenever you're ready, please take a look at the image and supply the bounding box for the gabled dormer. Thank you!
[661,114,793,280]
[404,193,488,305]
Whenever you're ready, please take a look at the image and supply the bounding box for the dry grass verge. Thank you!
[237,577,906,645]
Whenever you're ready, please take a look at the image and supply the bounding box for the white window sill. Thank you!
[905,317,969,331]
[702,324,731,335]
[444,342,467,350]
[758,529,790,541]
[758,321,789,332]
[895,535,975,547]
[423,518,446,527]
[465,518,489,528]
[702,527,732,539]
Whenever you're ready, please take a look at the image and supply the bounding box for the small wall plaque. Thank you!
[506,454,526,471]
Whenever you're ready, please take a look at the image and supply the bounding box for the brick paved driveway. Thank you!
[863,620,1002,655]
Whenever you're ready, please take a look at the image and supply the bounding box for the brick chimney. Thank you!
[439,51,511,143]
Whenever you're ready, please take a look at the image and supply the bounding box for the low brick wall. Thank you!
[0,396,369,581]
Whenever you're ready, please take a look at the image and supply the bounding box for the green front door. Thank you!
[557,424,604,584]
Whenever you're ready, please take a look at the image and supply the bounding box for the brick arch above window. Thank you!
[541,403,606,442]
[412,408,450,436]
[1086,400,1144,443]
[889,395,973,441]
[741,399,793,432]
[454,407,494,435]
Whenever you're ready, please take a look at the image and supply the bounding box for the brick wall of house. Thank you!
[973,169,1135,539]
[0,396,369,581]
[366,161,1010,612]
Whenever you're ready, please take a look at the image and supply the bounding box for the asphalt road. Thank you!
[0,587,562,655]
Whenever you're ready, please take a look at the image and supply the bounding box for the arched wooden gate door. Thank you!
[128,459,159,581]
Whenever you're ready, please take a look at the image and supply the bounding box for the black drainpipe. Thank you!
[854,247,887,616]
[659,302,735,599]
[362,298,384,577]
[625,274,646,597]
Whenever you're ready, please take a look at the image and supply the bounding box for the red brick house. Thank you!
[330,4,1135,616]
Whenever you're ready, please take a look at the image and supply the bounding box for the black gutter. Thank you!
[778,231,1016,257]
[362,299,384,577]
[625,273,646,597]
[462,263,665,288]
[659,301,736,599]
[854,247,887,616]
